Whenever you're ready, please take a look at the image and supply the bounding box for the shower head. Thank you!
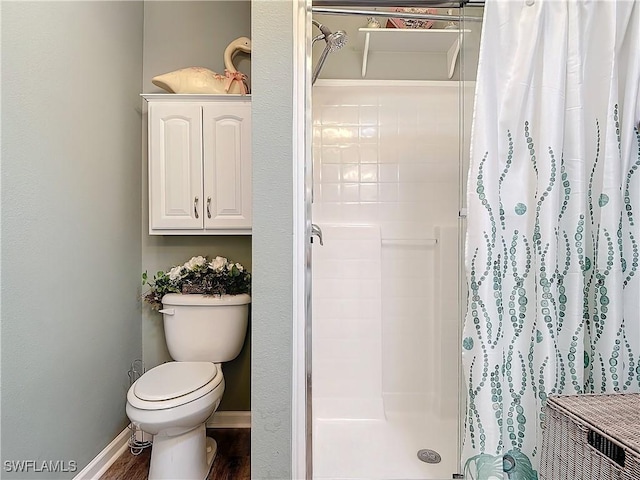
[312,20,348,85]
[312,19,347,51]
[325,29,347,52]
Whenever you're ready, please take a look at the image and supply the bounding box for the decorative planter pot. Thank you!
[181,284,207,294]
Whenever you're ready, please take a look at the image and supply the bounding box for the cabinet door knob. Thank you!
[194,196,199,219]
[207,197,212,219]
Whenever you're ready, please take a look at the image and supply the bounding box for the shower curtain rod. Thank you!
[313,0,485,6]
[312,6,484,22]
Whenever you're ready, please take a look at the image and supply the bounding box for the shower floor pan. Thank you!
[313,408,458,480]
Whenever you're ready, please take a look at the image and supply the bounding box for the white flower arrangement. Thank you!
[142,255,251,309]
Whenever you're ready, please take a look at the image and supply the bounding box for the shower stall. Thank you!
[304,3,484,479]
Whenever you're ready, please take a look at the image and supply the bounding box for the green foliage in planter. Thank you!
[142,255,251,310]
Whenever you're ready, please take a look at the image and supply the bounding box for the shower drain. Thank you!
[417,449,441,464]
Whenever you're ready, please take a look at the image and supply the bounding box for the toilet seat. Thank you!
[128,362,223,411]
[136,362,217,401]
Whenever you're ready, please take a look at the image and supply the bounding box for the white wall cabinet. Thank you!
[143,94,251,235]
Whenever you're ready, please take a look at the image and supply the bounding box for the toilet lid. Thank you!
[134,362,218,401]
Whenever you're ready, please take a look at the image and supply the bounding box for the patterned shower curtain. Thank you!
[461,0,640,478]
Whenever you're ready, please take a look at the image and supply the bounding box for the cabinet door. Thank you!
[148,103,203,231]
[202,102,252,231]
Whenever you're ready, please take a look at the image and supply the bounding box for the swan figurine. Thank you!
[152,36,251,94]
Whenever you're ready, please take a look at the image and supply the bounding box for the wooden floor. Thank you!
[102,428,250,480]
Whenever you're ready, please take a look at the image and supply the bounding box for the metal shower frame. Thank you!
[302,1,484,478]
[312,0,485,22]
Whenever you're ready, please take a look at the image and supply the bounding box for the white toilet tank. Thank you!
[160,293,250,362]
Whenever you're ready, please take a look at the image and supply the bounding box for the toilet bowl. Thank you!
[126,293,250,480]
[126,362,225,480]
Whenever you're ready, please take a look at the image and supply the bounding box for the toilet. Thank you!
[126,293,250,480]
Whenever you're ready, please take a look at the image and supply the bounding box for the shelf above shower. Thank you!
[358,28,471,79]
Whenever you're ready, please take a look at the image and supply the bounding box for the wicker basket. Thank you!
[540,394,640,480]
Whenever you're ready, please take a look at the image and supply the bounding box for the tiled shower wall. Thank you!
[312,83,473,420]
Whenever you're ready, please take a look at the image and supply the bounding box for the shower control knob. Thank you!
[311,223,324,246]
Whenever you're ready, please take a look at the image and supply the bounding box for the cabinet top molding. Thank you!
[141,93,251,102]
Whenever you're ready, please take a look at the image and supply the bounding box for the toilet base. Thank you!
[148,424,217,480]
[205,436,218,475]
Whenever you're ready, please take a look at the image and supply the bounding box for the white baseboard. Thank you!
[73,427,130,480]
[206,410,251,428]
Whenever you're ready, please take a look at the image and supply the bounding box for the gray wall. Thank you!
[1,1,143,477]
[143,1,252,93]
[312,7,483,81]
[141,1,252,411]
[251,1,295,478]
